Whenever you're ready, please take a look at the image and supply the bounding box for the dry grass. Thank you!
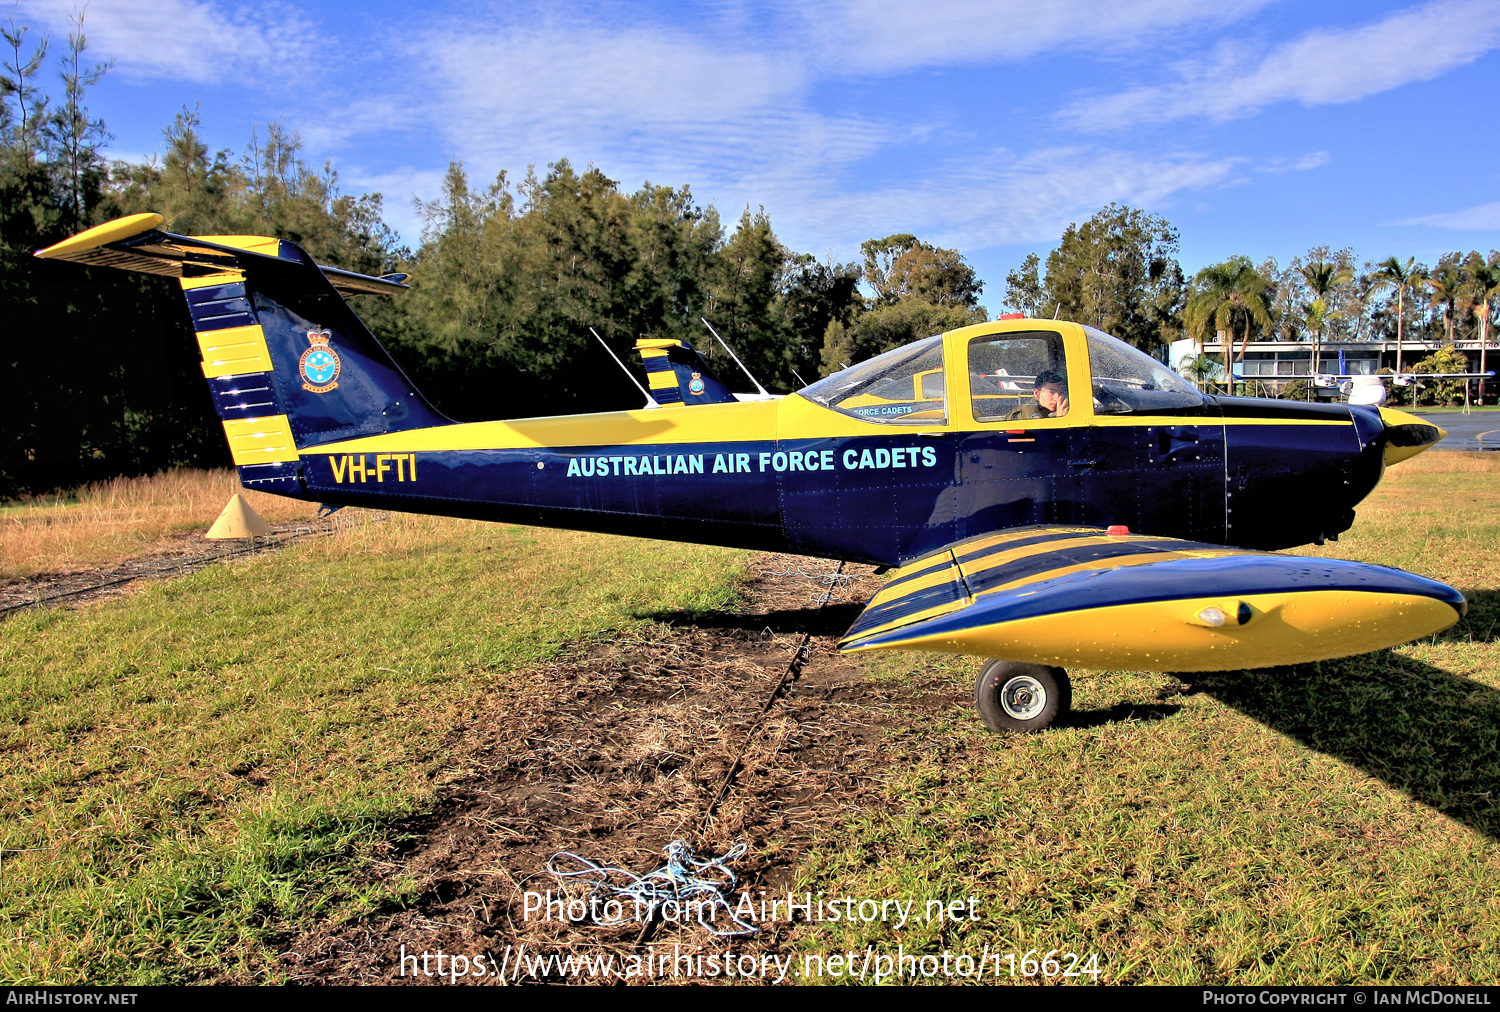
[0,469,318,580]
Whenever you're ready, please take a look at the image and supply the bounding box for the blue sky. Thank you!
[14,0,1500,312]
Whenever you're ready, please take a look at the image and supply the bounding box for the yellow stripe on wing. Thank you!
[973,548,1246,597]
[865,559,966,608]
[846,596,971,643]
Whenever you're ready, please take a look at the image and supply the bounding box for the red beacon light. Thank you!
[1107,525,1130,536]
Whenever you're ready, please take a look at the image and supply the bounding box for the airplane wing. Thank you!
[839,526,1465,672]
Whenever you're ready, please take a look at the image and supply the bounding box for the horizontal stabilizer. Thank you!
[34,212,409,297]
[840,526,1465,671]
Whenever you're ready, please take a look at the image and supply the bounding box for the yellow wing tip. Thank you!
[34,212,165,258]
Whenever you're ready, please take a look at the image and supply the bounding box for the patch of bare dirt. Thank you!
[0,513,364,616]
[274,554,967,985]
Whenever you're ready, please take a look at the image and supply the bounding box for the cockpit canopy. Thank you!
[799,323,1202,424]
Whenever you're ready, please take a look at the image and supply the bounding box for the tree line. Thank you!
[1,17,998,496]
[2,17,1492,496]
[1003,205,1499,390]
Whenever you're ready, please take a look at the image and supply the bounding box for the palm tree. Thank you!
[1303,297,1338,398]
[1348,272,1377,339]
[1184,258,1273,387]
[1464,252,1500,403]
[1372,256,1416,387]
[1300,260,1353,375]
[1179,352,1223,392]
[1424,259,1465,345]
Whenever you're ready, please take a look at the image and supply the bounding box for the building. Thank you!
[1169,336,1494,387]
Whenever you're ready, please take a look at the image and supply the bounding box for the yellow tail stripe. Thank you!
[647,371,678,391]
[180,272,243,291]
[223,415,298,464]
[198,324,273,378]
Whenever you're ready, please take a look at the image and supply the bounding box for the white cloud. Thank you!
[391,15,1240,255]
[20,0,1480,266]
[784,148,1239,251]
[404,16,896,222]
[1395,201,1500,229]
[807,0,1276,74]
[339,165,454,244]
[1257,151,1331,174]
[1063,0,1500,129]
[14,0,316,85]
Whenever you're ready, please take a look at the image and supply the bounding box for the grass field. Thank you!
[1,470,318,580]
[0,513,748,983]
[796,452,1500,985]
[1,453,1497,985]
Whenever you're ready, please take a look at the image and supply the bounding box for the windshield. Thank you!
[799,336,947,424]
[1085,327,1203,414]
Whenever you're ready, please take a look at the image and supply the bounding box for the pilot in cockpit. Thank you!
[1005,370,1070,420]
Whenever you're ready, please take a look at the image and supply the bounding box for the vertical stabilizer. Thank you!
[36,214,449,498]
[634,338,737,405]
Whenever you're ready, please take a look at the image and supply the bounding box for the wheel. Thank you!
[974,660,1071,733]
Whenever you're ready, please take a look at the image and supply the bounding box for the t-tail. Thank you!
[35,212,448,498]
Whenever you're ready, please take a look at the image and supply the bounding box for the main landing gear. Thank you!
[974,660,1072,733]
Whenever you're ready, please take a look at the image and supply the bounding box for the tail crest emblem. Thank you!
[299,328,341,393]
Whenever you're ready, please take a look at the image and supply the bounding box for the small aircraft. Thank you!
[37,214,1465,732]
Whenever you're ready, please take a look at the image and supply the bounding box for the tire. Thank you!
[974,660,1071,733]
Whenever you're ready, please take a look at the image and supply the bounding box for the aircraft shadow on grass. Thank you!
[651,591,1500,835]
[1192,589,1500,840]
[645,601,868,639]
[647,598,1187,730]
[1436,588,1500,645]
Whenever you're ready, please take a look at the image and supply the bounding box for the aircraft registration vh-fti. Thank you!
[37,213,1465,732]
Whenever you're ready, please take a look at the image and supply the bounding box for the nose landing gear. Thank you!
[975,660,1072,733]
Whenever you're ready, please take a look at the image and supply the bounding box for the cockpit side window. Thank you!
[1084,327,1203,414]
[799,336,947,424]
[968,332,1070,422]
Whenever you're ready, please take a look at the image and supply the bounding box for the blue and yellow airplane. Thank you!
[37,214,1463,732]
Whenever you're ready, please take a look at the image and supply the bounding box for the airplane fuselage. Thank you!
[291,390,1386,568]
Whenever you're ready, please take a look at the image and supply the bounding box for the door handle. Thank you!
[1067,459,1099,470]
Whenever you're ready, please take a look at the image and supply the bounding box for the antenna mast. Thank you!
[590,327,659,409]
[701,318,770,397]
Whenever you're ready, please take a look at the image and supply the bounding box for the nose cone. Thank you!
[1379,407,1447,465]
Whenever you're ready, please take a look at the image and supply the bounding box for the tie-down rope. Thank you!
[545,840,758,937]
